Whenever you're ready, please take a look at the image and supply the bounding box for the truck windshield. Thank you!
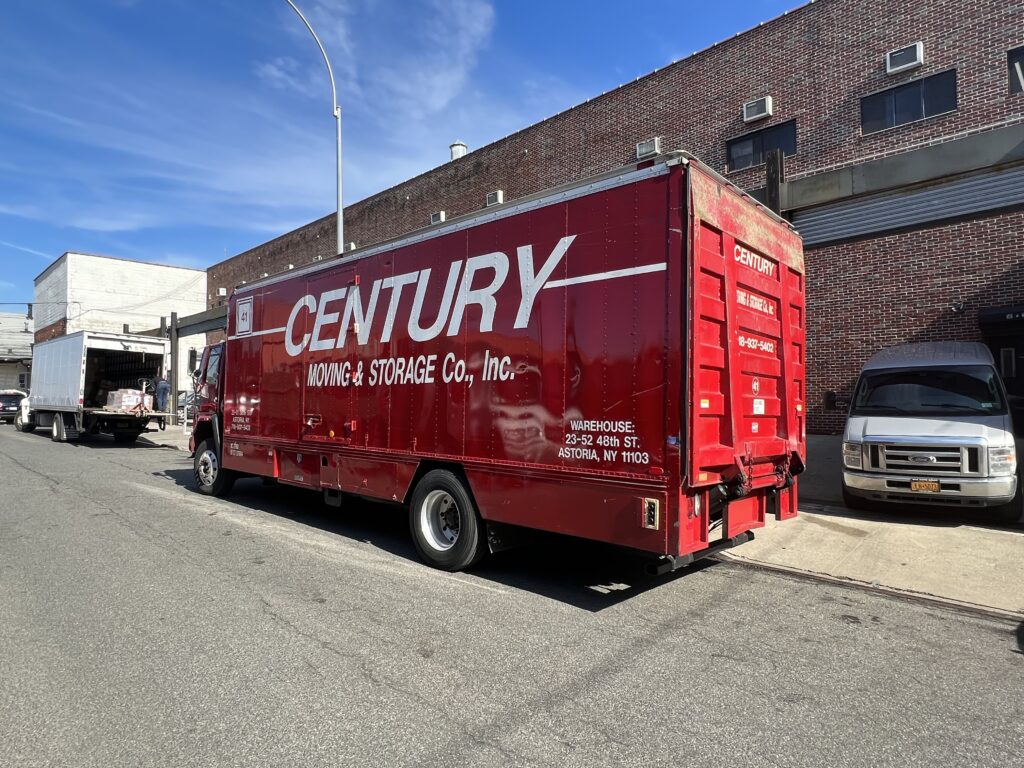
[852,365,1007,416]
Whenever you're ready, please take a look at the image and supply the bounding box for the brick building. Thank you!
[206,0,1024,433]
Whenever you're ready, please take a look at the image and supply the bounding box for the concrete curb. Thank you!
[716,551,1024,623]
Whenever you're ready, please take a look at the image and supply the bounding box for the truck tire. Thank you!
[14,412,34,433]
[194,439,236,497]
[409,470,487,571]
[50,415,65,443]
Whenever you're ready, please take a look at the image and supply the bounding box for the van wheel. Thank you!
[50,415,65,442]
[409,470,487,571]
[842,486,872,511]
[991,477,1024,527]
[194,439,235,497]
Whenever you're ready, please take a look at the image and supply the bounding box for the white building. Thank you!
[34,253,208,394]
[0,311,33,390]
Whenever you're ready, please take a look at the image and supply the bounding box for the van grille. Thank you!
[865,443,982,476]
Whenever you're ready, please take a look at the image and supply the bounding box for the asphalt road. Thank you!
[1,427,1022,768]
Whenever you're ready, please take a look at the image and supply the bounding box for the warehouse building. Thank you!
[34,252,208,395]
[206,0,1024,433]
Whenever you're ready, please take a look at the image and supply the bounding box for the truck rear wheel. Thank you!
[194,439,236,497]
[50,415,65,442]
[409,470,487,571]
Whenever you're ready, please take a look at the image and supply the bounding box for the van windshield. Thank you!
[0,394,21,407]
[851,365,1007,416]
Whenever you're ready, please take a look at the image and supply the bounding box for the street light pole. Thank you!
[284,0,344,257]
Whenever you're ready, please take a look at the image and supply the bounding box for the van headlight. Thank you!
[989,446,1017,477]
[842,442,863,470]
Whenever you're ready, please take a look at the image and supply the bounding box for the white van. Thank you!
[841,342,1021,523]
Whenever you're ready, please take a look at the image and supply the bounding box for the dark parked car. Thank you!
[0,390,27,424]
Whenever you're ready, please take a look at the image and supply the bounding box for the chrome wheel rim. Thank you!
[419,490,461,552]
[197,449,219,487]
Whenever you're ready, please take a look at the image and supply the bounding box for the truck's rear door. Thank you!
[686,163,805,521]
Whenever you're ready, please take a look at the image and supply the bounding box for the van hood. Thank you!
[844,413,1014,446]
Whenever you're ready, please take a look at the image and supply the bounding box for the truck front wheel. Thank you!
[14,412,34,433]
[409,470,487,571]
[194,439,236,497]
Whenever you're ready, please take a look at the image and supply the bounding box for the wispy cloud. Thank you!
[0,241,52,259]
[0,0,582,253]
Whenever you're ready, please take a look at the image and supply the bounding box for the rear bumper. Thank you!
[843,470,1016,507]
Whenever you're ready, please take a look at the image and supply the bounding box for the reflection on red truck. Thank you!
[190,152,806,572]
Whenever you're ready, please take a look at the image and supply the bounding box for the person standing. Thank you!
[155,370,171,413]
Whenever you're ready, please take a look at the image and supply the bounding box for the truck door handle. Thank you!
[305,413,322,427]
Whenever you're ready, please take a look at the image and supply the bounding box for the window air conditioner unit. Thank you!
[742,96,773,123]
[217,287,227,297]
[485,190,504,207]
[635,136,662,159]
[430,211,446,225]
[886,42,924,75]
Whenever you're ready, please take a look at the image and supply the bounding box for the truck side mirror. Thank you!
[187,349,198,372]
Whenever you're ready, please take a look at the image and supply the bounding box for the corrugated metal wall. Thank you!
[792,164,1024,246]
[0,312,32,358]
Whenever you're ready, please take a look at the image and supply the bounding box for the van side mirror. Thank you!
[825,391,850,411]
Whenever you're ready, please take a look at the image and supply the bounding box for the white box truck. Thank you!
[16,331,170,444]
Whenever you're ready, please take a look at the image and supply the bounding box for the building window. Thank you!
[727,120,796,172]
[1009,46,1024,94]
[861,70,957,135]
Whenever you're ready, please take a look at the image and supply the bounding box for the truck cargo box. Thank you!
[193,152,805,569]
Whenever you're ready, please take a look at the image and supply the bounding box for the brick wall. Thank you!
[208,0,1023,299]
[34,318,67,344]
[807,207,1024,434]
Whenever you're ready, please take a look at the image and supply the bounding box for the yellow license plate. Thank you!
[911,480,941,492]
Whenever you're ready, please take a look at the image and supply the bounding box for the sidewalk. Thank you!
[722,434,1024,617]
[139,426,192,452]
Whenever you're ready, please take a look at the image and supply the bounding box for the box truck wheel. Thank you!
[410,470,487,571]
[50,415,65,442]
[14,412,34,433]
[194,439,236,497]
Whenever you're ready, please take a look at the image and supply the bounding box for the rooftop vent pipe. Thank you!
[450,141,467,161]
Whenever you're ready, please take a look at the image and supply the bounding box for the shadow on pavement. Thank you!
[14,430,166,450]
[803,499,1024,536]
[158,469,717,612]
[1017,621,1024,655]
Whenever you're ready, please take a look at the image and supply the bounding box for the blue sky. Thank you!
[0,0,798,308]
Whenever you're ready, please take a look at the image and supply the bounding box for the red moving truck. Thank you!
[190,151,805,572]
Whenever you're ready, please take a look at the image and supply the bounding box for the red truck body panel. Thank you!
[216,154,805,557]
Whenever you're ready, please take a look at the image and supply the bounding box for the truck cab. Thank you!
[841,342,1021,522]
[189,342,231,492]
